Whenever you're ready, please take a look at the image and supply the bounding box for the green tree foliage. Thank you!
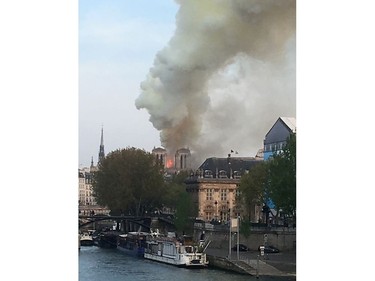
[239,161,268,221]
[268,133,296,219]
[162,171,190,211]
[92,147,165,216]
[240,219,251,238]
[163,171,195,235]
[174,190,194,235]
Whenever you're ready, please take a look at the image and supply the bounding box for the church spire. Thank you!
[98,126,105,164]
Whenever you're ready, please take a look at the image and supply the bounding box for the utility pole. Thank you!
[228,208,231,259]
[237,215,240,260]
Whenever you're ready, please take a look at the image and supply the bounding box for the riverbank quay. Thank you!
[206,248,296,279]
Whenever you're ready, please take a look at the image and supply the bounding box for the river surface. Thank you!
[79,246,260,281]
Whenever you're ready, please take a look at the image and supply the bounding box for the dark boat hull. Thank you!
[95,233,118,248]
[80,239,94,246]
[117,245,145,257]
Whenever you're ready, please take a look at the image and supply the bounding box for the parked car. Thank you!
[231,244,249,252]
[258,245,280,253]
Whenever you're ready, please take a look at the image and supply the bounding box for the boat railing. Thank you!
[146,235,176,243]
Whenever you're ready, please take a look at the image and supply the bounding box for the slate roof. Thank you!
[198,157,262,177]
[264,117,296,145]
[280,117,296,133]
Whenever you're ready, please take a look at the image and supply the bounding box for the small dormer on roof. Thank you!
[197,157,262,179]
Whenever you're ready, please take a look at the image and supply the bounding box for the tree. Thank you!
[163,171,195,235]
[162,171,190,211]
[239,161,268,222]
[92,147,165,216]
[174,190,194,235]
[267,133,296,222]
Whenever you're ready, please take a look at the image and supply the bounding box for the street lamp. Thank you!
[262,204,270,226]
[236,215,240,260]
[227,153,232,179]
[214,200,218,221]
[226,201,230,222]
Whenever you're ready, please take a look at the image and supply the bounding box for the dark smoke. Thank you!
[135,0,296,167]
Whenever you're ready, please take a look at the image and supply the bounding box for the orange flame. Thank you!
[166,159,174,169]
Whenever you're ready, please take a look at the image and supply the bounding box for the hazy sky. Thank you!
[80,0,297,168]
[79,0,178,167]
[2,1,375,278]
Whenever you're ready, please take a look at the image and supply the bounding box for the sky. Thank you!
[79,0,297,168]
[79,0,179,167]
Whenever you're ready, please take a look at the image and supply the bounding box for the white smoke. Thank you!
[135,0,296,167]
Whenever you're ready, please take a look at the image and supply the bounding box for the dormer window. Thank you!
[218,170,227,178]
[233,171,241,179]
[204,170,213,178]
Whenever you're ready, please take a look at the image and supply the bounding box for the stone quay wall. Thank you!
[194,224,296,251]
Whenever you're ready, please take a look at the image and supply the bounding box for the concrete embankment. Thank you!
[207,255,250,275]
[206,248,296,279]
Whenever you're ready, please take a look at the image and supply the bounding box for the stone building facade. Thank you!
[185,156,263,223]
[185,177,241,222]
[78,165,110,216]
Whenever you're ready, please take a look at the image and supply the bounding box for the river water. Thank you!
[79,246,255,281]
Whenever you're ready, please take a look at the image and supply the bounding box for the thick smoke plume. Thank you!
[135,0,296,167]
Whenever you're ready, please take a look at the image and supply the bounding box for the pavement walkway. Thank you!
[206,247,296,278]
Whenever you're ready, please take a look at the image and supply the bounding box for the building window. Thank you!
[233,171,241,179]
[218,170,227,178]
[204,170,213,178]
[206,189,213,201]
[205,212,212,221]
[221,189,227,201]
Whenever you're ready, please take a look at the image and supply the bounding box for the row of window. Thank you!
[204,211,241,222]
[206,189,228,200]
[79,189,93,194]
[205,188,241,201]
[264,142,285,152]
[203,170,242,179]
[79,198,95,204]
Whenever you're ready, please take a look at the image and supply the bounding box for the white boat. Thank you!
[80,232,94,246]
[144,235,209,268]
